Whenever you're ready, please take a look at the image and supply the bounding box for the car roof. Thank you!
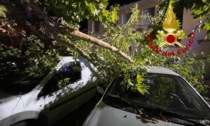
[59,56,76,62]
[57,57,179,76]
[56,56,79,70]
[145,66,179,76]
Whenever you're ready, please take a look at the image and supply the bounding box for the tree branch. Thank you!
[55,38,92,61]
[63,28,134,62]
[1,0,134,63]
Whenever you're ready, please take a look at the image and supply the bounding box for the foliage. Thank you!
[183,0,210,39]
[0,0,119,90]
[0,5,7,18]
[90,4,208,95]
[0,0,209,96]
[165,54,208,94]
[43,4,206,95]
[0,35,61,84]
[39,0,119,26]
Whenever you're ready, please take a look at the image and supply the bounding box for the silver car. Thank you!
[0,56,98,126]
[83,66,210,126]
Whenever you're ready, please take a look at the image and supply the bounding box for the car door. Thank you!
[38,59,97,125]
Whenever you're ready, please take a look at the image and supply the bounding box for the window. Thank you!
[58,62,81,83]
[141,7,155,25]
[92,21,100,33]
[122,13,131,24]
[40,62,82,96]
[104,73,210,118]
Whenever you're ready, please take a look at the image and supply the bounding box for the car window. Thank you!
[40,61,82,95]
[104,73,210,119]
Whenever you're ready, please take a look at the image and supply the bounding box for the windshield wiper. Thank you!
[164,111,207,126]
[129,103,206,126]
[106,94,207,125]
[147,106,206,126]
[106,94,136,108]
[106,94,159,123]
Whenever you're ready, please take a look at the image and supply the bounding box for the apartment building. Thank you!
[88,0,209,51]
[88,0,159,35]
[88,0,210,74]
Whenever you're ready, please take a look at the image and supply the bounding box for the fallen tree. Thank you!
[0,0,133,62]
[0,0,209,95]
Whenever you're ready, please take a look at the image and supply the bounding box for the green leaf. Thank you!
[202,20,210,30]
[136,74,146,94]
[136,74,144,84]
[0,5,7,18]
[202,0,207,3]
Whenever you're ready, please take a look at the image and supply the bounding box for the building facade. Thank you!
[88,0,210,75]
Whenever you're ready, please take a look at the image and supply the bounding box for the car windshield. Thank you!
[103,73,210,120]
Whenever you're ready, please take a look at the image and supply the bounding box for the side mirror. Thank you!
[97,86,104,95]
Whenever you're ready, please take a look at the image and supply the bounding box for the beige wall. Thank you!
[182,9,210,55]
[117,0,158,23]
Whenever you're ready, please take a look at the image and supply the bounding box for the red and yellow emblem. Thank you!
[157,3,186,48]
[147,1,194,57]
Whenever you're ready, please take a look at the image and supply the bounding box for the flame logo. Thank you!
[156,3,186,48]
[162,4,179,33]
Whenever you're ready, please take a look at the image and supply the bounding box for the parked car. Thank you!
[0,56,98,126]
[83,66,210,126]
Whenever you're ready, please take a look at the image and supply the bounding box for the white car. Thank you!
[0,56,98,126]
[83,66,210,126]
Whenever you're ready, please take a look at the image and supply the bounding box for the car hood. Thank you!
[84,101,182,126]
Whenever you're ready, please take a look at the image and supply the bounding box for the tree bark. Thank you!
[63,28,134,62]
